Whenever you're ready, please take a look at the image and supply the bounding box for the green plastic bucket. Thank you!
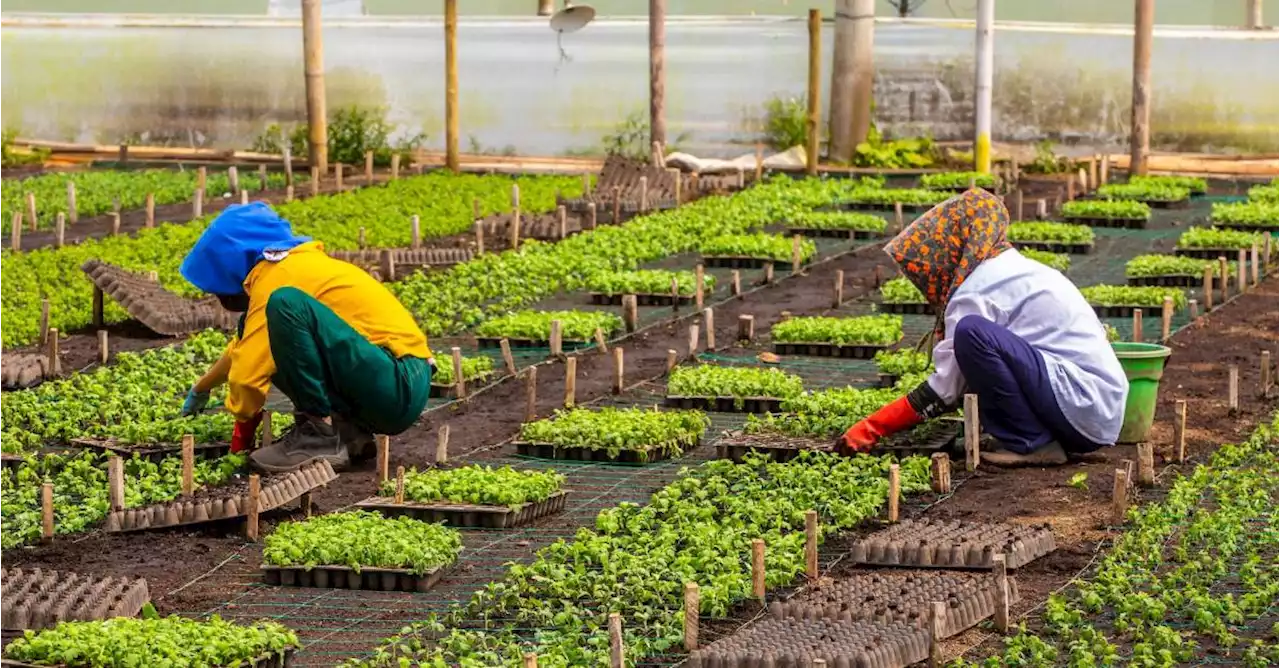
[1112,342,1173,443]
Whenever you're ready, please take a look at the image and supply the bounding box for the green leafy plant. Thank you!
[1080,285,1188,308]
[744,386,904,438]
[1248,183,1278,204]
[583,269,715,296]
[1176,227,1267,250]
[472,310,622,342]
[844,187,950,207]
[786,211,888,233]
[760,94,809,151]
[919,171,997,190]
[874,349,932,377]
[880,277,926,304]
[850,125,936,168]
[1021,140,1073,175]
[1097,183,1190,203]
[1210,201,1278,228]
[1060,199,1151,221]
[431,355,495,386]
[1068,472,1089,490]
[668,365,805,399]
[1008,221,1095,245]
[1104,324,1120,342]
[771,315,903,346]
[517,407,708,458]
[251,105,425,167]
[378,465,564,509]
[4,615,298,667]
[1020,249,1071,271]
[1125,254,1231,278]
[699,233,816,263]
[1,129,49,168]
[263,510,462,575]
[1130,175,1207,195]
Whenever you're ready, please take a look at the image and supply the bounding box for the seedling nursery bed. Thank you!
[1092,304,1174,318]
[352,490,570,529]
[512,440,689,464]
[69,437,231,463]
[1060,215,1149,229]
[1010,240,1094,255]
[701,256,804,271]
[714,423,959,463]
[1174,246,1252,260]
[0,650,294,668]
[663,395,786,414]
[876,301,934,315]
[784,227,880,240]
[850,518,1057,570]
[773,341,895,359]
[1127,274,1223,288]
[589,292,694,307]
[261,563,449,593]
[840,201,934,213]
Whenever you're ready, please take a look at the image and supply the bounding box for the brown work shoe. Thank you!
[250,415,349,473]
[332,414,376,463]
[980,441,1068,467]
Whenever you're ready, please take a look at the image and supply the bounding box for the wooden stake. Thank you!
[893,202,904,232]
[41,483,54,540]
[549,320,564,358]
[832,269,844,308]
[639,176,649,212]
[436,425,450,465]
[557,205,568,239]
[622,294,638,333]
[180,433,196,495]
[1238,248,1248,293]
[1131,308,1144,343]
[887,464,901,522]
[1202,265,1214,310]
[1228,364,1239,414]
[286,184,294,202]
[594,327,609,354]
[246,474,261,540]
[451,346,466,398]
[801,509,820,581]
[703,308,716,350]
[790,235,803,274]
[608,613,624,668]
[754,142,764,181]
[666,349,678,372]
[763,262,775,284]
[196,166,207,193]
[474,221,485,255]
[563,357,577,408]
[610,347,626,394]
[9,212,20,251]
[47,328,61,377]
[683,582,700,651]
[1251,242,1260,286]
[1013,189,1024,220]
[300,490,313,517]
[1136,441,1155,487]
[587,202,597,230]
[1266,234,1274,267]
[391,153,401,180]
[688,324,700,358]
[1262,350,1272,397]
[1099,153,1110,184]
[751,539,766,600]
[524,367,538,422]
[1035,198,1047,219]
[309,167,319,197]
[1219,255,1229,303]
[669,167,682,205]
[731,270,741,297]
[523,653,538,668]
[257,164,269,192]
[1111,468,1129,524]
[364,150,374,184]
[377,435,390,482]
[499,338,516,375]
[239,190,249,206]
[931,452,951,493]
[963,393,980,471]
[92,286,104,328]
[67,181,78,223]
[992,554,1010,633]
[102,455,125,514]
[928,601,945,667]
[1160,296,1173,342]
[1066,176,1076,201]
[54,213,65,247]
[25,192,38,231]
[1173,399,1188,463]
[192,189,203,218]
[394,466,406,504]
[39,298,50,344]
[228,166,240,194]
[511,184,522,249]
[738,314,755,342]
[110,212,121,236]
[335,163,345,190]
[670,277,681,312]
[145,192,155,228]
[694,264,705,309]
[612,186,621,224]
[409,215,421,249]
[1189,299,1199,320]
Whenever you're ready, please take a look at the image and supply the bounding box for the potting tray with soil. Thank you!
[2,568,149,631]
[850,518,1056,570]
[352,490,570,529]
[81,259,237,336]
[103,460,338,533]
[1,650,294,668]
[874,422,961,457]
[839,201,934,213]
[261,562,451,593]
[476,337,593,350]
[715,433,832,463]
[513,439,693,464]
[784,227,879,240]
[69,437,231,463]
[1174,247,1249,260]
[685,617,929,668]
[1127,273,1224,288]
[1,353,52,391]
[701,256,801,271]
[1060,216,1148,229]
[663,395,786,414]
[589,292,694,307]
[1092,304,1167,318]
[1011,240,1094,255]
[772,341,896,359]
[768,570,1020,639]
[875,301,934,315]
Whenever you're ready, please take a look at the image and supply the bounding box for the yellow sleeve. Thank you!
[225,300,276,422]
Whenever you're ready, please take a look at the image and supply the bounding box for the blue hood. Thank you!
[180,202,310,295]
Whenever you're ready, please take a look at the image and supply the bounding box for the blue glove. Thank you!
[181,387,211,416]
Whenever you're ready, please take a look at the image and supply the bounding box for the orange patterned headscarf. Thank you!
[884,187,1012,311]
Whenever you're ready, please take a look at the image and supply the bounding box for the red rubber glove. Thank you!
[230,413,264,453]
[840,396,924,454]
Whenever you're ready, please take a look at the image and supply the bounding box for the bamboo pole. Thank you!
[302,0,328,173]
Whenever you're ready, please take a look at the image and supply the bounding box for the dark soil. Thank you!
[3,320,177,376]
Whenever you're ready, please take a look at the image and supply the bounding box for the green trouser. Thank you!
[265,286,432,435]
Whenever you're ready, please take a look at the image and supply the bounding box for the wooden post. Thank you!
[25,192,38,232]
[390,153,401,180]
[41,484,54,540]
[1066,175,1076,202]
[1161,296,1173,342]
[731,270,742,297]
[992,553,1010,633]
[54,213,65,247]
[549,320,564,358]
[301,0,329,171]
[8,212,19,251]
[683,582,699,651]
[1035,198,1047,219]
[66,181,78,223]
[694,264,705,308]
[1088,156,1099,190]
[410,215,421,249]
[258,164,269,192]
[622,294,638,333]
[499,338,517,375]
[751,539,766,600]
[46,328,61,377]
[763,262,775,284]
[263,412,276,452]
[639,176,649,212]
[473,221,485,254]
[738,314,755,341]
[688,324,700,358]
[928,601,945,667]
[612,186,622,224]
[648,0,667,153]
[887,464,901,522]
[670,277,681,313]
[451,346,466,398]
[510,184,522,249]
[309,167,320,197]
[791,235,803,274]
[1189,299,1199,320]
[666,349,678,372]
[1130,0,1154,175]
[1219,255,1229,303]
[563,357,577,408]
[963,394,980,471]
[145,192,155,228]
[364,150,374,184]
[1136,441,1155,487]
[669,167,682,205]
[335,163,345,190]
[803,510,819,581]
[379,249,396,282]
[523,653,538,668]
[608,613,624,668]
[394,466,406,503]
[1014,189,1024,220]
[377,435,390,482]
[110,212,121,236]
[1099,153,1110,185]
[436,424,450,465]
[1262,350,1272,397]
[246,474,261,540]
[1131,308,1144,343]
[1266,234,1274,267]
[227,165,240,195]
[703,308,716,350]
[1238,248,1248,293]
[108,456,125,512]
[1228,364,1239,414]
[181,434,195,496]
[1172,399,1188,463]
[587,202,597,230]
[754,142,764,182]
[39,298,50,344]
[192,189,204,218]
[931,452,951,493]
[607,347,625,394]
[524,367,538,422]
[832,269,844,308]
[805,8,821,176]
[1251,242,1260,286]
[1111,468,1129,523]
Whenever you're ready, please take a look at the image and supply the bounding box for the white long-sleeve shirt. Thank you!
[927,249,1129,445]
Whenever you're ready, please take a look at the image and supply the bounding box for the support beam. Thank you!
[973,0,995,174]
[649,0,667,153]
[1130,0,1154,176]
[828,0,877,162]
[445,0,460,172]
[805,9,822,176]
[301,0,328,174]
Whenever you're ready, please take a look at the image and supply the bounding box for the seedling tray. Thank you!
[261,563,448,593]
[1212,222,1278,233]
[81,259,237,336]
[476,336,593,350]
[663,395,785,413]
[768,570,1020,639]
[513,440,690,464]
[103,460,338,533]
[352,490,569,528]
[69,437,231,463]
[1174,246,1251,260]
[1091,304,1172,318]
[701,255,801,271]
[2,568,149,631]
[1142,197,1191,209]
[840,201,935,213]
[873,423,961,457]
[877,301,934,315]
[926,185,997,194]
[715,433,832,463]
[773,341,896,359]
[877,372,899,388]
[850,518,1056,570]
[1127,273,1221,288]
[1011,240,1094,255]
[784,227,879,240]
[1060,215,1148,229]
[429,377,494,398]
[1,650,294,668]
[1,454,23,471]
[589,292,694,307]
[685,617,929,668]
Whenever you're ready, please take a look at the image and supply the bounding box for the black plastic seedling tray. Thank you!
[1,650,295,668]
[663,395,785,414]
[1126,274,1221,288]
[773,341,895,359]
[352,491,569,529]
[589,292,694,307]
[1174,247,1251,260]
[1061,216,1149,229]
[877,301,934,315]
[840,201,935,213]
[513,440,686,464]
[701,255,802,271]
[476,337,594,350]
[784,227,880,240]
[1011,240,1094,255]
[877,372,900,388]
[872,423,962,457]
[1092,304,1172,318]
[261,564,447,593]
[69,437,231,463]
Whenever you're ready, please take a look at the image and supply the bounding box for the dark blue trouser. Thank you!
[953,315,1103,455]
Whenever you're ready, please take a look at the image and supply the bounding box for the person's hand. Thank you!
[834,396,924,456]
[181,387,211,417]
[838,421,879,455]
[230,413,264,453]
